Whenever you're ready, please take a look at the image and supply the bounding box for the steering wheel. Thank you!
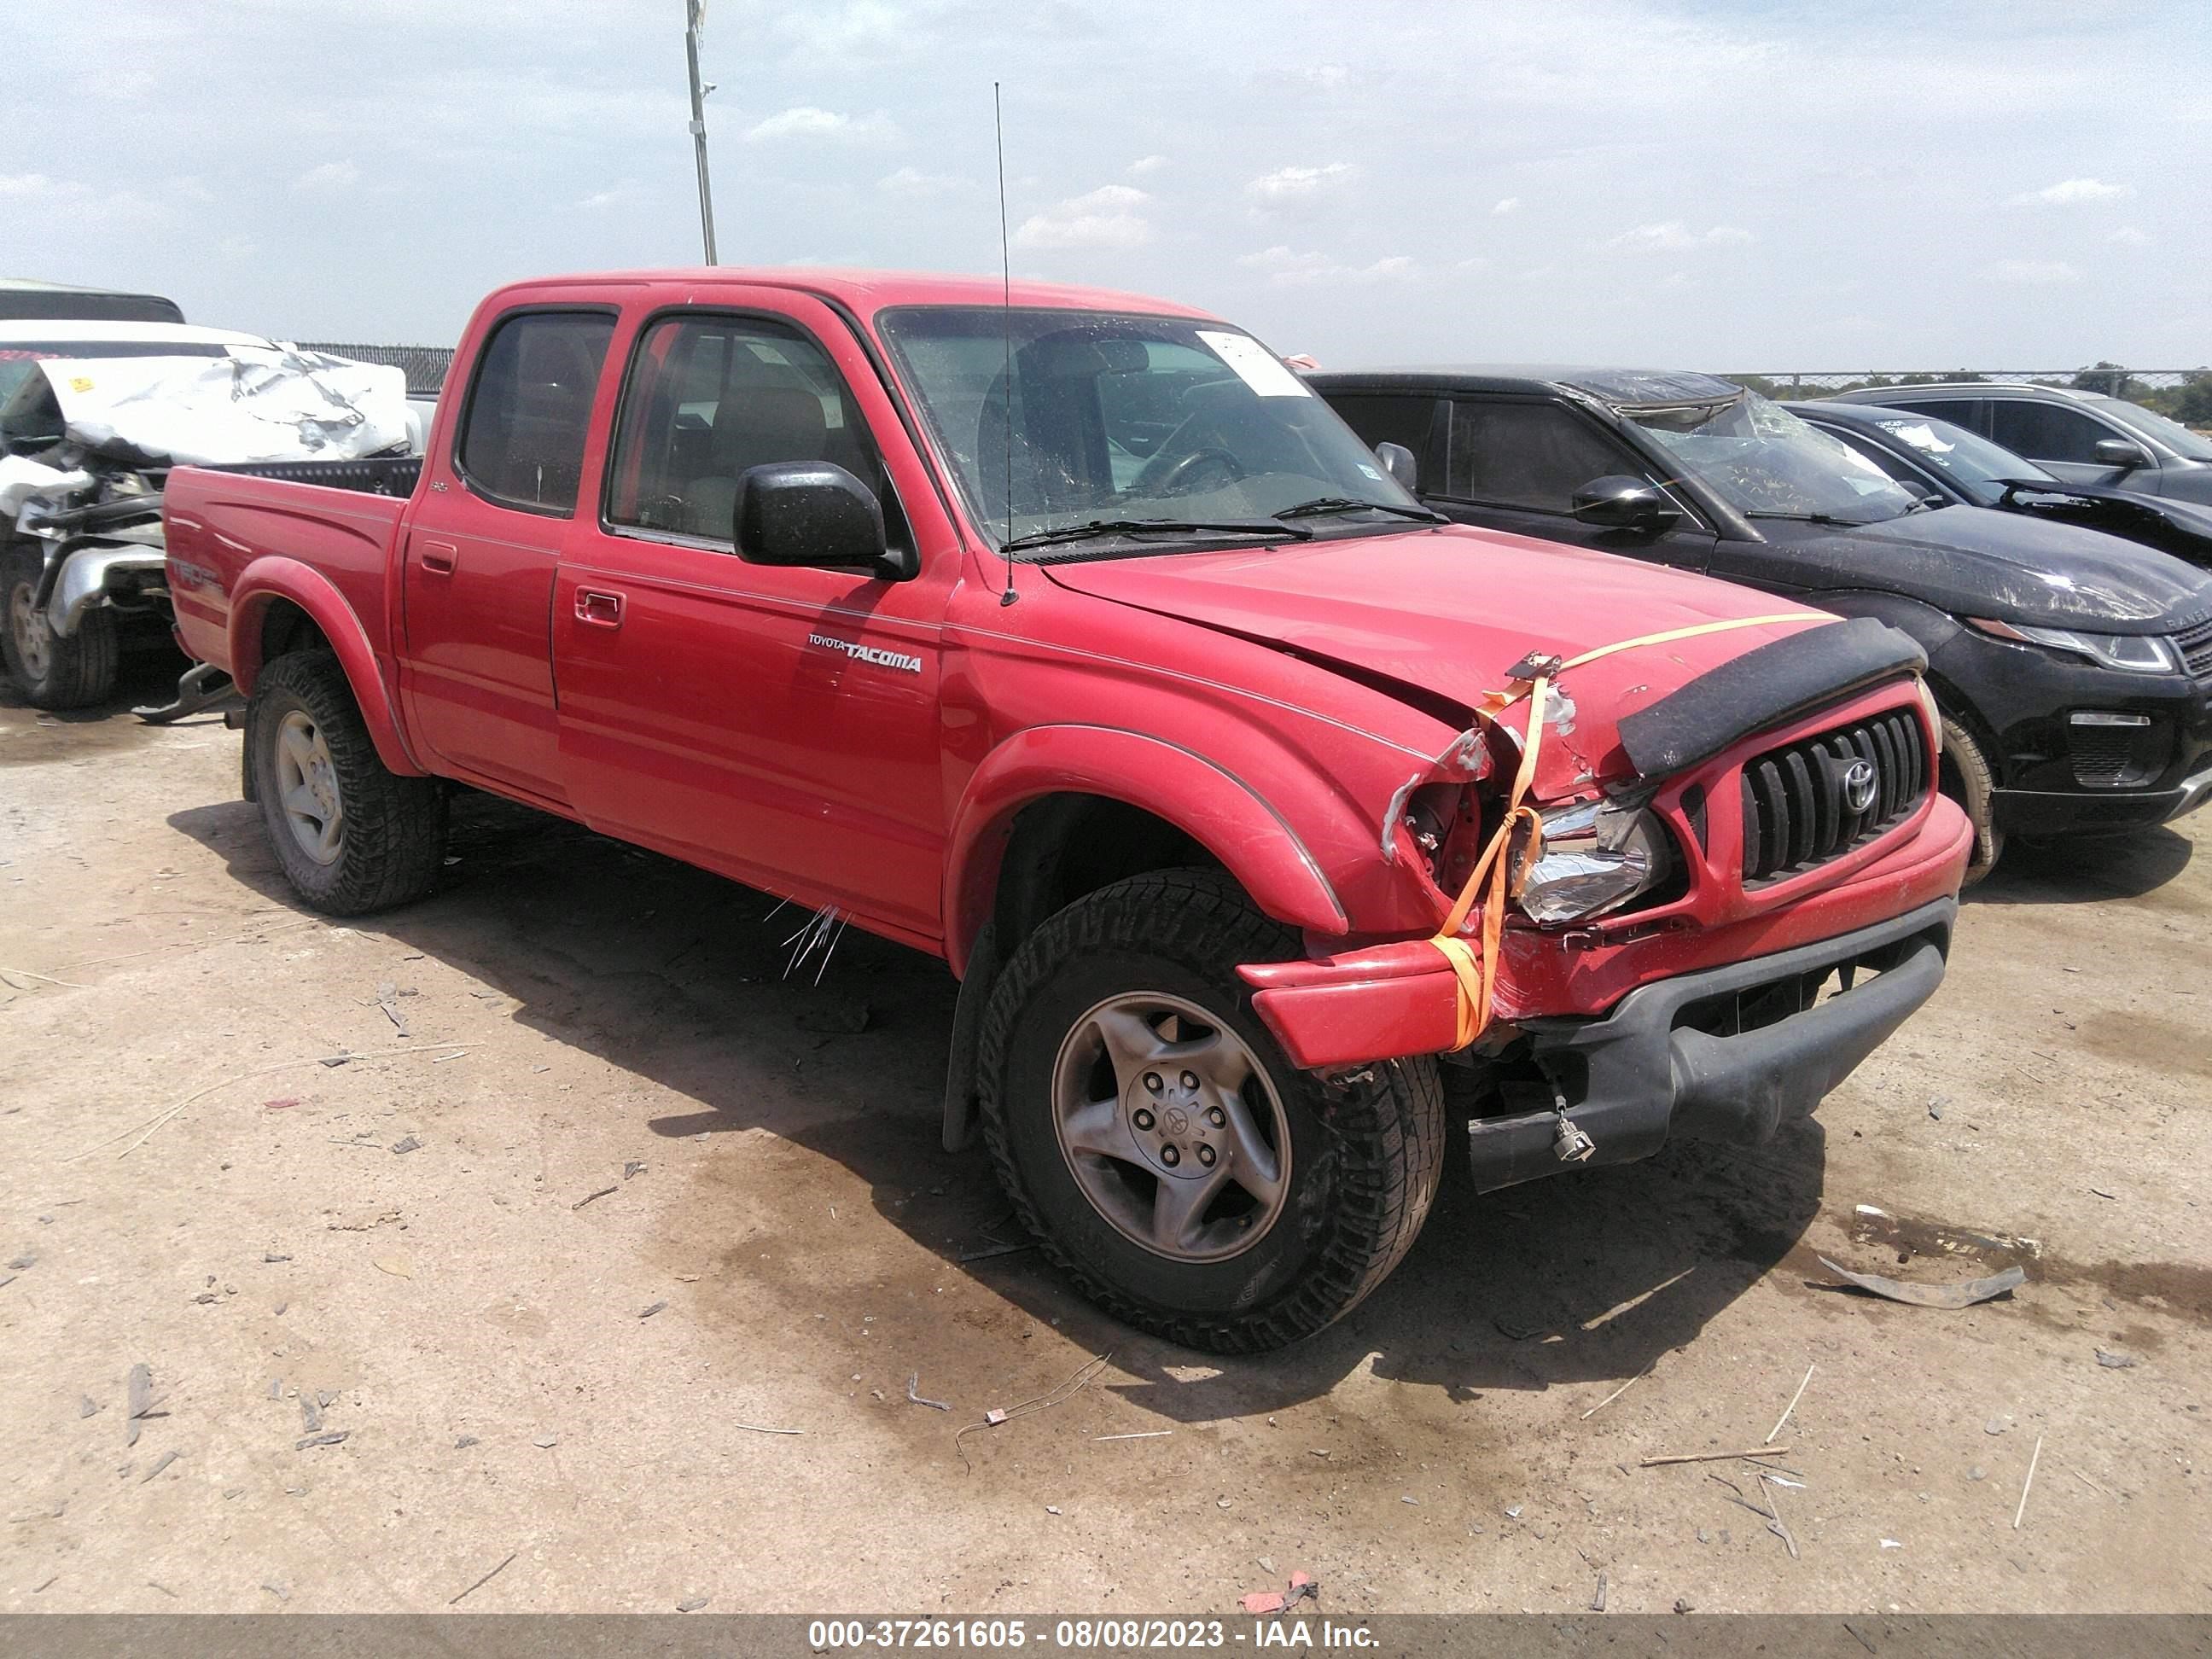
[1146,445,1246,498]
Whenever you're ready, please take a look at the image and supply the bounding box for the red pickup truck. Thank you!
[164,269,1972,1351]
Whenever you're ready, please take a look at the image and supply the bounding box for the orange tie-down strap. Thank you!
[1430,613,1833,1050]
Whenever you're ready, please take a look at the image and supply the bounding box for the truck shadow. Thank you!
[1964,826,2192,905]
[166,787,1825,1419]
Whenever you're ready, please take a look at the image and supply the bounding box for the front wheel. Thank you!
[1938,713,2004,886]
[248,650,445,915]
[3,544,119,709]
[978,869,1445,1353]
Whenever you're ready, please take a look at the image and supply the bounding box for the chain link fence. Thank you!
[301,343,454,397]
[1729,368,2204,399]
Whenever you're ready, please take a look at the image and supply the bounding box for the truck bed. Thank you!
[163,462,414,678]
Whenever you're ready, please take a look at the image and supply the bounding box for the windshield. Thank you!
[1860,411,2056,504]
[877,306,1419,555]
[1626,388,1923,524]
[2092,397,2212,462]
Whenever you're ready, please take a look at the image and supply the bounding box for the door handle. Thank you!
[419,539,458,574]
[574,588,626,627]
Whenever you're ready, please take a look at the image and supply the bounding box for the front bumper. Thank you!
[1994,756,2212,835]
[1464,897,1954,1191]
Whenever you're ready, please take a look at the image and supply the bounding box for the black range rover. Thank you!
[1314,367,2212,879]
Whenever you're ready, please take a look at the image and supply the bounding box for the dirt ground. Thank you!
[2,651,2207,1617]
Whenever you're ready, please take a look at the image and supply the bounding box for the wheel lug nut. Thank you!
[1180,1070,1198,1091]
[1132,1109,1155,1131]
[1160,1144,1180,1167]
[1196,1144,1215,1167]
[1207,1107,1225,1127]
[1143,1073,1162,1093]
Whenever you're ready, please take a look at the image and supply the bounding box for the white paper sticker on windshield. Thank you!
[1196,329,1312,398]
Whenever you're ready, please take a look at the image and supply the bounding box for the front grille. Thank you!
[1741,709,1928,885]
[2176,616,2212,680]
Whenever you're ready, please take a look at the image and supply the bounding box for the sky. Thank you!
[6,0,2209,371]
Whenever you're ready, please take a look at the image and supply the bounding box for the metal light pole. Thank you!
[684,0,718,264]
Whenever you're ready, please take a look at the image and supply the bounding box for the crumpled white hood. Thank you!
[36,345,409,466]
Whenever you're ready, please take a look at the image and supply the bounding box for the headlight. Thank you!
[1517,798,1671,924]
[1967,618,2179,675]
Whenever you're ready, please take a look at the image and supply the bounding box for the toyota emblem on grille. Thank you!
[1841,759,1879,813]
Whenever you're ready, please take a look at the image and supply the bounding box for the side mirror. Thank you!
[1571,474,1682,533]
[734,462,915,580]
[2093,437,2150,472]
[1374,441,1418,492]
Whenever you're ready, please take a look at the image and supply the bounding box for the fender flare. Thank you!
[940,723,1348,977]
[227,556,426,777]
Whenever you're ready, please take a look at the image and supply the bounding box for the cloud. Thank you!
[1013,183,1152,250]
[576,183,643,210]
[1608,221,1753,251]
[293,160,360,193]
[1126,154,1169,177]
[742,106,894,143]
[877,166,969,196]
[1986,259,2081,285]
[1244,162,1354,207]
[2107,225,2149,246]
[2012,176,2133,206]
[1237,246,1420,288]
[1491,196,1521,216]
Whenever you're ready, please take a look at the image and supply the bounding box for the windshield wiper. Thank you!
[1743,510,1878,527]
[1000,516,1313,554]
[1273,495,1445,524]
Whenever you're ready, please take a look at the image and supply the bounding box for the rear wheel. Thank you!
[3,544,119,709]
[978,868,1445,1353]
[1937,714,2003,885]
[248,650,445,915]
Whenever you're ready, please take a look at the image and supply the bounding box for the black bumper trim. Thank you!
[1466,897,1957,1193]
[1993,762,2212,835]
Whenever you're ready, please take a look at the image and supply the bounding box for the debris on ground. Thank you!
[1240,1571,1318,1615]
[1767,1362,1814,1443]
[678,1596,711,1612]
[955,1352,1112,1472]
[1591,1572,1608,1612]
[2014,1434,2045,1528]
[1640,1445,1794,1468]
[300,1395,323,1433]
[573,1185,618,1211]
[260,1581,289,1603]
[448,1551,516,1606]
[2094,1348,2139,1369]
[139,1448,181,1483]
[624,1161,645,1180]
[1816,1254,2025,1308]
[390,1135,422,1155]
[374,982,412,1037]
[638,1301,667,1319]
[295,1430,349,1451]
[1580,1363,1650,1420]
[907,1373,952,1412]
[80,1395,101,1418]
[455,1435,479,1449]
[532,1435,558,1448]
[125,1363,152,1447]
[372,1257,412,1279]
[327,1209,400,1232]
[956,1240,1037,1263]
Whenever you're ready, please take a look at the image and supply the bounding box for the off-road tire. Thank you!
[249,649,445,915]
[3,544,119,710]
[1938,713,2003,885]
[978,867,1445,1353]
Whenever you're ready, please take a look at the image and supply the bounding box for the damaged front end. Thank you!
[1242,615,1972,1190]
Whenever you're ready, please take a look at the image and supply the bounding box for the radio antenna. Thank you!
[993,80,1017,607]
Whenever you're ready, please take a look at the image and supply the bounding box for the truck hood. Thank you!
[1043,523,1848,788]
[1724,505,2212,633]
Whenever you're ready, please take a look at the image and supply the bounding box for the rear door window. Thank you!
[1445,399,1644,512]
[1988,399,2125,465]
[456,310,615,515]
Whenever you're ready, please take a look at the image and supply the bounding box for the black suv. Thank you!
[1314,367,2212,878]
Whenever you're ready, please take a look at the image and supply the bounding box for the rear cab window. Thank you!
[455,310,616,515]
